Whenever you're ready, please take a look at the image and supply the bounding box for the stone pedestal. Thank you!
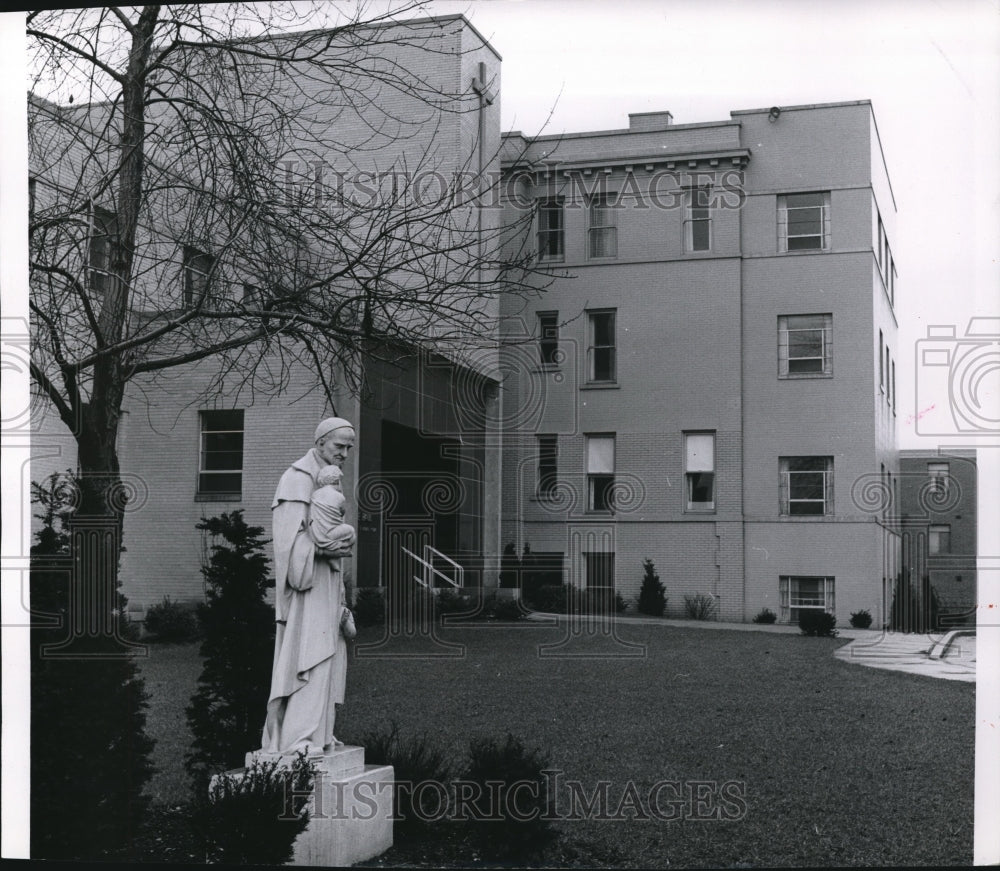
[240,745,394,867]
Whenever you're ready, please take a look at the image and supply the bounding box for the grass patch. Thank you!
[138,624,973,867]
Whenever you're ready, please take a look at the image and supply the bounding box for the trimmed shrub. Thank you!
[752,608,777,624]
[637,558,666,617]
[529,584,569,613]
[353,587,386,627]
[144,596,200,642]
[799,610,839,637]
[684,593,717,621]
[30,471,155,861]
[186,511,275,796]
[490,597,525,622]
[463,733,556,859]
[435,587,474,618]
[356,720,453,840]
[849,609,873,629]
[197,753,314,865]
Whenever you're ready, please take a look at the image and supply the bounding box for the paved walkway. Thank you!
[526,612,976,682]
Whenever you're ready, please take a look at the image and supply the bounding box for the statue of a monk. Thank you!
[260,417,357,756]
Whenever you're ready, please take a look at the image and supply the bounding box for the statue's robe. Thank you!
[261,448,347,754]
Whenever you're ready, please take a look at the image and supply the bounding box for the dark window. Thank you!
[538,311,559,366]
[537,199,564,261]
[586,434,615,511]
[199,409,244,497]
[537,434,558,498]
[780,576,835,623]
[588,195,617,258]
[183,246,214,308]
[587,310,616,383]
[89,206,119,298]
[685,432,715,510]
[685,186,712,252]
[781,456,833,515]
[779,192,830,251]
[779,314,832,376]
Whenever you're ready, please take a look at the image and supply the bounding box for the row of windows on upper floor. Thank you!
[538,188,886,262]
[537,309,897,414]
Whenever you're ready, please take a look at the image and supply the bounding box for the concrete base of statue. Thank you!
[230,745,394,867]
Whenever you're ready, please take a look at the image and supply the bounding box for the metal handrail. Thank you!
[400,545,463,591]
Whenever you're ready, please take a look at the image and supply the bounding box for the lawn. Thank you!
[137,620,974,867]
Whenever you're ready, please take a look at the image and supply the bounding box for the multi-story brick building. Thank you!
[897,449,977,623]
[30,12,926,629]
[498,101,903,626]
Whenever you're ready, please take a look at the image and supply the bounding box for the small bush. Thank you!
[528,584,569,613]
[144,596,200,642]
[357,720,453,841]
[849,609,873,629]
[197,753,314,865]
[637,559,666,617]
[490,598,525,622]
[798,610,839,637]
[752,607,777,624]
[353,587,386,627]
[463,733,556,859]
[683,593,717,621]
[435,587,474,618]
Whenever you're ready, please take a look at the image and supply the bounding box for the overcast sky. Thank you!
[423,0,1000,450]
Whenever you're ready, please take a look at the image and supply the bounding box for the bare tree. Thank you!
[27,2,546,643]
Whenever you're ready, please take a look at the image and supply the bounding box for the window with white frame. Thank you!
[198,409,244,498]
[537,434,558,499]
[929,524,951,555]
[778,314,832,376]
[778,192,830,252]
[586,434,615,511]
[538,311,559,366]
[927,462,950,496]
[183,245,214,308]
[586,309,616,383]
[885,346,891,404]
[878,329,884,391]
[537,198,564,262]
[588,194,617,258]
[584,551,615,591]
[685,432,715,511]
[89,205,118,298]
[780,456,834,516]
[684,185,712,252]
[779,576,835,623]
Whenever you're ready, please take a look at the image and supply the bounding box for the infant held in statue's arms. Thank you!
[309,464,357,639]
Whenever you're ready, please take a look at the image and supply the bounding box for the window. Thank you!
[780,456,833,516]
[877,217,884,271]
[927,462,950,496]
[684,186,711,252]
[183,246,214,308]
[929,524,951,555]
[537,434,558,498]
[778,314,832,376]
[198,409,244,497]
[89,206,118,298]
[537,198,564,262]
[588,194,617,258]
[889,262,896,306]
[891,360,896,414]
[586,434,615,511]
[584,551,615,591]
[29,177,37,220]
[885,346,891,404]
[685,432,715,511]
[587,309,616,383]
[538,311,559,366]
[778,192,830,252]
[878,329,884,391]
[779,576,835,623]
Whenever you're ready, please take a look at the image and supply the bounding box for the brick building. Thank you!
[30,15,933,629]
[897,449,977,622]
[498,101,903,626]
